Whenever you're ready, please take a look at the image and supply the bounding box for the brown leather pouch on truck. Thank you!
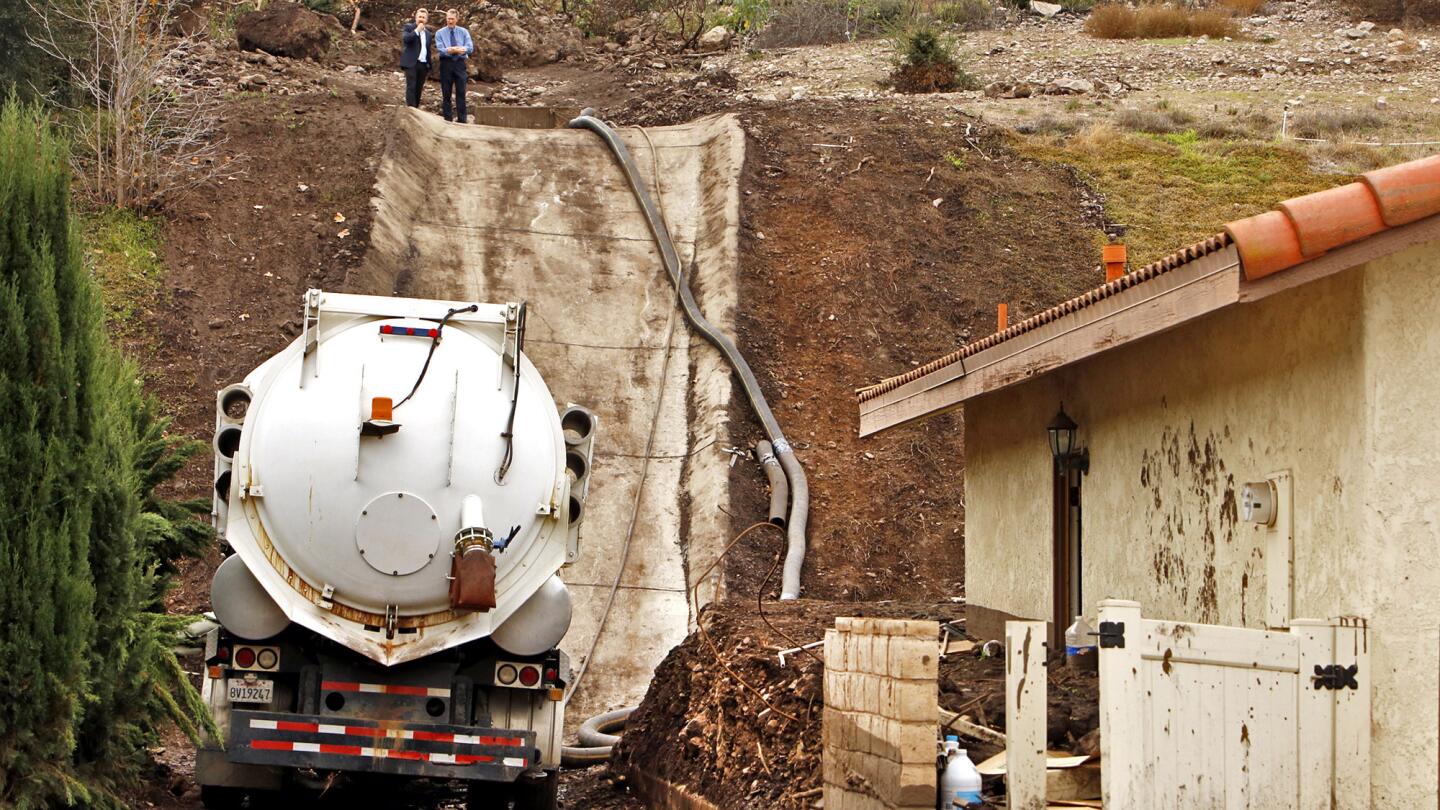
[449,541,497,612]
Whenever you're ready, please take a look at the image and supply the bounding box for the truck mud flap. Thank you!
[228,710,536,781]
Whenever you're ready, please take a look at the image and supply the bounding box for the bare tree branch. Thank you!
[27,0,235,210]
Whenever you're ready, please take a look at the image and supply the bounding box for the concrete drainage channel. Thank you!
[359,107,808,787]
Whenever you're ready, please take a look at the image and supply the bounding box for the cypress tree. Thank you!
[0,98,101,809]
[0,99,212,807]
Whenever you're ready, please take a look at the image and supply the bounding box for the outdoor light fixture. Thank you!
[1048,405,1090,474]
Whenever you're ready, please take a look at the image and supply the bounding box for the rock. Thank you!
[983,81,1006,98]
[235,2,332,61]
[1387,28,1406,41]
[775,87,793,100]
[702,65,738,89]
[237,73,269,90]
[1030,0,1062,17]
[1375,96,1388,108]
[698,25,732,50]
[1357,20,1376,32]
[1342,27,1368,39]
[468,11,585,81]
[341,64,365,73]
[1047,77,1094,95]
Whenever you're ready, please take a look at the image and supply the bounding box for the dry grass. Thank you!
[1015,124,1345,265]
[1186,8,1240,36]
[1085,2,1239,39]
[1135,4,1190,37]
[1115,105,1197,134]
[1289,108,1384,140]
[1216,0,1267,14]
[1083,4,1136,37]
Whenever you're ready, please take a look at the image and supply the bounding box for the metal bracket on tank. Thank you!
[384,604,398,640]
[300,290,322,388]
[318,584,335,610]
[498,303,521,387]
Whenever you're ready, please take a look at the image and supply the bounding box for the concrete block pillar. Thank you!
[823,617,939,810]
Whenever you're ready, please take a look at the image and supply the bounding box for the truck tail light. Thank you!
[257,648,279,669]
[543,667,558,685]
[234,647,256,668]
[496,664,518,685]
[518,666,539,687]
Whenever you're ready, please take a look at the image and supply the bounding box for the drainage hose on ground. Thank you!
[560,707,634,767]
[754,440,788,529]
[568,111,810,601]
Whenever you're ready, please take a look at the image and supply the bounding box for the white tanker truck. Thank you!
[196,290,596,809]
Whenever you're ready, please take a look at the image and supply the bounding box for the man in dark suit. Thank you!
[434,8,473,124]
[400,8,434,109]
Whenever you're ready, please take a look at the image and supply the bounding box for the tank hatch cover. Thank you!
[355,491,442,577]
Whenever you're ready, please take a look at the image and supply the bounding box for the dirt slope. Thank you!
[720,100,1105,604]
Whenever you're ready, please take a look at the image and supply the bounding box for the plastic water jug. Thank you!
[1065,615,1098,671]
[939,735,983,807]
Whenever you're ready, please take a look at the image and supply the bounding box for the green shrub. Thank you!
[724,0,774,32]
[889,24,978,92]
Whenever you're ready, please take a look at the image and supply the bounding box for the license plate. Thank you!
[227,679,274,704]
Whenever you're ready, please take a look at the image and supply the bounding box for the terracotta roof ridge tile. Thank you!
[858,154,1440,406]
[856,232,1232,403]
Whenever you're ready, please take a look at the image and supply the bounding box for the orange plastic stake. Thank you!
[1103,243,1128,282]
[997,303,1009,332]
[371,396,394,422]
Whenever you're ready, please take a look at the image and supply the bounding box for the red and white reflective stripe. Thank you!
[321,680,450,698]
[249,718,525,748]
[250,739,525,767]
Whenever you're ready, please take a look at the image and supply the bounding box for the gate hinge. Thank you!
[1096,621,1125,649]
[1311,663,1359,691]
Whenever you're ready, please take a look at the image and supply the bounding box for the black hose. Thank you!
[567,112,809,601]
[755,440,788,529]
[560,707,634,768]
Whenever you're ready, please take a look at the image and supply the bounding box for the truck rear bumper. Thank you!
[227,709,537,782]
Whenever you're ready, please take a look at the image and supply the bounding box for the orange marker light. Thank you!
[1103,243,1128,282]
[371,396,393,421]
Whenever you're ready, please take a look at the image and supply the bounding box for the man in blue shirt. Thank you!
[434,8,473,124]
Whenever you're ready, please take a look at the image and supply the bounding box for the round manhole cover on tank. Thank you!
[355,491,441,576]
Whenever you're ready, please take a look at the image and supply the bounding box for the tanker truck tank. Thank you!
[196,290,596,810]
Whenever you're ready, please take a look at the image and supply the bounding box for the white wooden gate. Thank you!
[1097,600,1370,810]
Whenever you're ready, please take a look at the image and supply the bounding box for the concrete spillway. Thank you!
[357,108,743,726]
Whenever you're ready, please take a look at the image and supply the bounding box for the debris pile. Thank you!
[611,601,1100,809]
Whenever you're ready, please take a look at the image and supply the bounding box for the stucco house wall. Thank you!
[962,242,1440,807]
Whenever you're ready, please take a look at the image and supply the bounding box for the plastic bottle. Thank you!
[1065,615,1098,671]
[939,735,983,807]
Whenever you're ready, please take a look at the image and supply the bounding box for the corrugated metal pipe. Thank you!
[754,440,788,528]
[568,111,809,601]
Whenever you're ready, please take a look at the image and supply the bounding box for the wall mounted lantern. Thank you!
[1047,405,1090,474]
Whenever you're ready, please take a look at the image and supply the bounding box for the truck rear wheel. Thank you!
[466,781,515,810]
[513,770,559,810]
[199,785,247,809]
